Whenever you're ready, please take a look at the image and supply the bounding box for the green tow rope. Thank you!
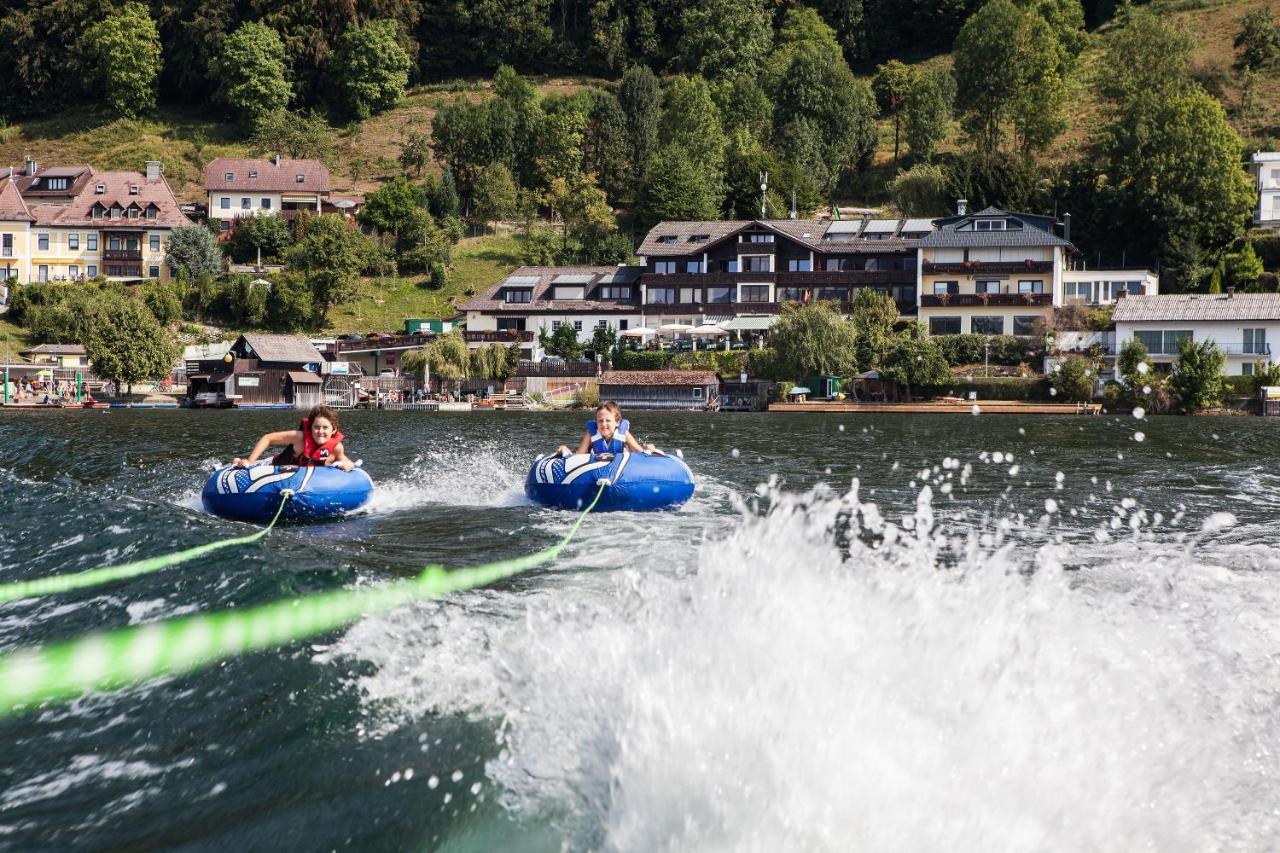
[0,483,607,715]
[0,493,293,605]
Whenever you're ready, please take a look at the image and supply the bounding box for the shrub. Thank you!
[613,350,671,371]
[1169,338,1225,412]
[575,384,600,408]
[936,334,1043,366]
[1051,356,1097,402]
[918,377,1053,400]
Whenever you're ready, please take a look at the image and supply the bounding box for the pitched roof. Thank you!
[21,169,190,229]
[600,370,718,386]
[0,176,33,222]
[917,208,1070,249]
[637,218,935,256]
[459,266,644,313]
[19,343,86,355]
[1113,293,1280,323]
[238,334,324,364]
[206,158,331,193]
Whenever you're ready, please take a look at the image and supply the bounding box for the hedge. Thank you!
[917,377,1054,400]
[936,334,1046,367]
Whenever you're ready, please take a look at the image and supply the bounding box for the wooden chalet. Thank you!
[187,333,324,408]
[599,370,719,411]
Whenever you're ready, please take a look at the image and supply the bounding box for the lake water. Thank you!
[1,409,1278,851]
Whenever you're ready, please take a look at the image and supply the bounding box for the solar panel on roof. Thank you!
[862,219,899,233]
[825,220,862,233]
[503,275,539,287]
[902,218,934,232]
[599,268,640,283]
[551,274,594,284]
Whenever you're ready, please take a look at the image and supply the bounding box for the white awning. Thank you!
[620,327,657,338]
[722,315,778,331]
[657,323,694,333]
[690,323,727,336]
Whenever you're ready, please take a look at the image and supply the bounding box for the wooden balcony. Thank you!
[334,332,437,354]
[463,330,534,343]
[920,293,1053,308]
[102,248,142,261]
[922,260,1053,275]
[646,269,915,288]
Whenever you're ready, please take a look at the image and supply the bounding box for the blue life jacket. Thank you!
[588,418,629,454]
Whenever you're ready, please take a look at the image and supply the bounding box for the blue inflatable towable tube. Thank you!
[202,464,374,523]
[525,450,694,512]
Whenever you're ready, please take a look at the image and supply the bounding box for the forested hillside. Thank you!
[0,0,1276,296]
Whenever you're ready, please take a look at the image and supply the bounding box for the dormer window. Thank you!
[974,219,1007,231]
[145,205,157,220]
[296,174,305,183]
[110,205,121,219]
[127,204,140,218]
[225,172,235,181]
[656,234,678,244]
[95,183,105,194]
[46,178,68,190]
[688,234,710,243]
[248,170,257,179]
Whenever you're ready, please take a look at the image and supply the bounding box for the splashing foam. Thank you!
[365,444,532,513]
[332,483,1280,850]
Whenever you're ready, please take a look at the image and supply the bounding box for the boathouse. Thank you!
[187,333,324,408]
[598,370,719,411]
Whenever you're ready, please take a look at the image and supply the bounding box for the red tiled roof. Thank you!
[205,158,331,192]
[26,170,190,229]
[0,177,33,222]
[599,370,718,386]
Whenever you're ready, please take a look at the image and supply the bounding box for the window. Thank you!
[504,289,531,303]
[707,286,732,304]
[656,234,678,244]
[37,233,49,250]
[109,237,121,251]
[87,233,98,251]
[262,198,272,210]
[816,287,848,302]
[689,234,710,244]
[1106,281,1137,300]
[692,387,704,400]
[110,205,121,219]
[148,265,160,278]
[647,288,676,304]
[1,234,9,257]
[573,320,582,331]
[932,281,959,296]
[150,235,161,252]
[971,316,1005,335]
[1013,316,1042,336]
[37,265,48,282]
[241,197,251,209]
[220,221,231,232]
[129,184,139,196]
[742,255,771,272]
[296,174,305,183]
[653,261,677,274]
[977,280,1001,294]
[599,285,631,300]
[739,285,770,303]
[220,197,230,209]
[974,219,1006,231]
[787,259,812,272]
[686,260,704,273]
[225,172,235,181]
[1135,330,1191,355]
[1243,363,1256,376]
[619,319,628,330]
[87,265,97,278]
[825,258,841,272]
[1065,281,1091,301]
[47,177,68,190]
[551,320,562,331]
[597,319,609,329]
[1244,328,1268,355]
[95,183,105,195]
[779,288,807,302]
[745,233,773,243]
[1018,280,1044,294]
[127,205,140,219]
[929,316,961,335]
[679,288,701,303]
[145,206,157,220]
[68,265,79,278]
[892,286,916,304]
[248,170,258,179]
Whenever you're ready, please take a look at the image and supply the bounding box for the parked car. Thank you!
[192,391,233,408]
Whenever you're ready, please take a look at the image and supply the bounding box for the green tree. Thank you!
[636,145,722,224]
[590,324,617,357]
[888,163,949,216]
[473,163,518,232]
[330,20,411,120]
[954,0,1068,153]
[1226,242,1264,291]
[1052,355,1095,402]
[619,65,662,183]
[660,76,727,186]
[764,6,845,92]
[676,0,774,81]
[850,287,899,371]
[1170,338,1225,412]
[1234,8,1280,71]
[775,42,878,185]
[399,131,431,177]
[904,67,952,162]
[426,168,461,218]
[713,76,773,140]
[166,225,222,281]
[83,2,162,118]
[214,22,291,129]
[141,282,181,326]
[252,110,333,160]
[359,176,420,241]
[1207,258,1225,294]
[264,272,315,331]
[584,92,629,203]
[724,130,785,219]
[880,325,951,398]
[873,60,918,169]
[286,215,367,323]
[770,302,858,378]
[227,213,292,264]
[410,330,470,390]
[84,298,179,396]
[1116,338,1152,385]
[1099,9,1194,102]
[1103,89,1255,290]
[540,322,584,360]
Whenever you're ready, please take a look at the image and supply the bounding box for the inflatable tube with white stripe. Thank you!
[201,464,374,522]
[524,450,694,512]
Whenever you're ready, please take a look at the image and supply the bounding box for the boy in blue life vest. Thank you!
[229,404,355,471]
[556,400,657,458]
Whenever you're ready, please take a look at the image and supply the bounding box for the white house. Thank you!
[204,156,330,236]
[1062,268,1159,306]
[1112,292,1278,376]
[1250,152,1280,230]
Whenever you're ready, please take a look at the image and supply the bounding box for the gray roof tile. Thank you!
[1113,293,1280,323]
[460,266,645,313]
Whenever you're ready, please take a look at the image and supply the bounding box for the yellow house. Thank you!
[19,344,87,368]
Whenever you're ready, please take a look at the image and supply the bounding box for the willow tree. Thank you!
[770,302,858,379]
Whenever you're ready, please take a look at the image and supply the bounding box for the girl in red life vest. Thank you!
[229,404,355,471]
[555,400,657,458]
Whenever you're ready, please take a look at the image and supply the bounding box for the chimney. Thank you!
[1227,287,1236,298]
[956,198,967,216]
[145,160,161,180]
[25,157,37,177]
[273,152,281,167]
[1062,211,1071,243]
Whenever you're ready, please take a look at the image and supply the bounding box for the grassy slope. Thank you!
[0,316,29,356]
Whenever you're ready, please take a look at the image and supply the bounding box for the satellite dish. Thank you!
[760,183,767,191]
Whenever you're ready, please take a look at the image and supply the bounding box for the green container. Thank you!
[804,375,843,399]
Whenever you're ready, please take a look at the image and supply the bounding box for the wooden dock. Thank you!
[768,400,1102,415]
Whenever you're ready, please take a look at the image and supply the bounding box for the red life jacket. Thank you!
[276,417,344,466]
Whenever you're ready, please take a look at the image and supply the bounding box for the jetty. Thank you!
[769,400,1102,415]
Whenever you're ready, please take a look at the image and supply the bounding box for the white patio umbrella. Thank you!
[656,323,695,333]
[620,326,657,338]
[689,323,726,351]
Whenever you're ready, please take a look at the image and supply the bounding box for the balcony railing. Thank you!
[1144,342,1272,356]
[647,270,915,287]
[102,249,142,261]
[923,261,1053,275]
[463,330,534,343]
[334,332,437,354]
[920,293,1053,308]
[517,359,607,377]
